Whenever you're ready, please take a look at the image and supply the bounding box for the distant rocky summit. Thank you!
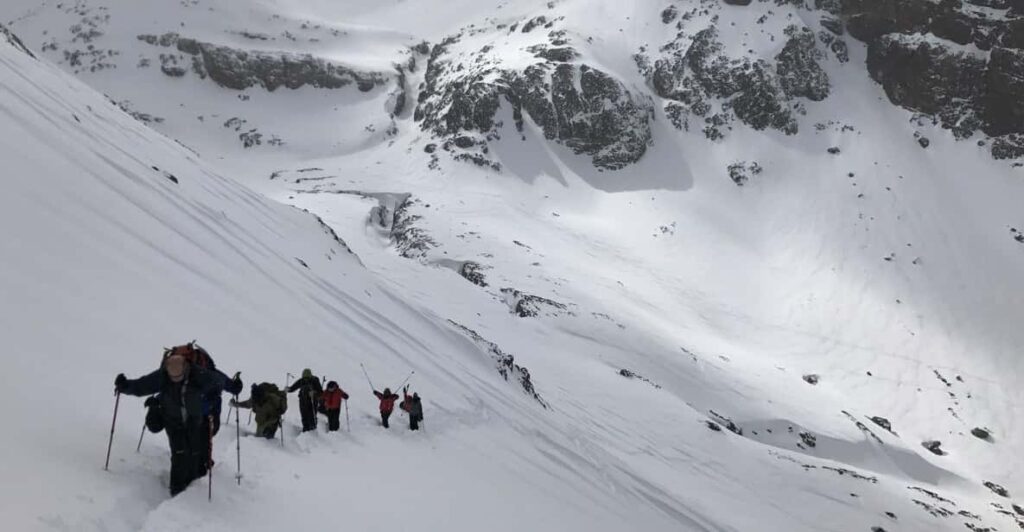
[413,18,654,171]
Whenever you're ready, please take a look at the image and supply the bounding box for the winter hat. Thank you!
[302,368,313,379]
[327,381,338,389]
[164,355,187,383]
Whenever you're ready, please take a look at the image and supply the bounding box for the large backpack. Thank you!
[255,382,287,417]
[162,341,216,371]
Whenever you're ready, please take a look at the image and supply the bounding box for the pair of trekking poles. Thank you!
[360,364,422,430]
[106,389,242,502]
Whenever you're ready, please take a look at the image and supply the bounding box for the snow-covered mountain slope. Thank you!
[3,0,1024,530]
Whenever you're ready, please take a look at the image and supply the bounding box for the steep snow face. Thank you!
[3,0,1024,531]
[0,26,667,532]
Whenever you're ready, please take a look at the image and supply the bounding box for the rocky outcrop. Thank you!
[867,35,986,138]
[414,26,654,171]
[639,25,831,139]
[449,321,548,408]
[1,24,36,59]
[137,32,387,92]
[776,26,831,101]
[834,0,1024,158]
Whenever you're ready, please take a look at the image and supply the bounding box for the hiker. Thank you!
[399,386,424,431]
[230,383,287,439]
[373,387,400,428]
[321,381,349,432]
[114,352,223,496]
[144,345,242,440]
[287,369,323,432]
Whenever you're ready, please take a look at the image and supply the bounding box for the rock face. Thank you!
[414,26,654,171]
[137,33,388,92]
[835,0,1024,158]
[1,24,36,59]
[639,25,830,140]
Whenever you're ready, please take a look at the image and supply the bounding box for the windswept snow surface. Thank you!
[3,0,1024,531]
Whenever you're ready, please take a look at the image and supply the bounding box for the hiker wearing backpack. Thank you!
[287,369,323,432]
[231,383,287,439]
[399,386,424,431]
[321,381,349,432]
[373,387,400,428]
[114,352,224,496]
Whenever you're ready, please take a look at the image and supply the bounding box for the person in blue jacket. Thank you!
[115,351,226,496]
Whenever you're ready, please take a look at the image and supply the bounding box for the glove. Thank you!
[229,399,239,407]
[114,373,127,392]
[144,396,159,408]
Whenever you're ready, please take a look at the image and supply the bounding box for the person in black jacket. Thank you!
[287,369,323,432]
[115,354,224,496]
[399,386,424,431]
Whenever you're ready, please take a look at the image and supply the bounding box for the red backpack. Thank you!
[162,341,216,370]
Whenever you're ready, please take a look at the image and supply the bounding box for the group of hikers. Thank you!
[110,342,425,496]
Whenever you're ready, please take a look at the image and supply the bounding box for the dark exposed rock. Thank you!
[458,261,488,287]
[917,136,930,149]
[827,146,841,154]
[499,288,570,318]
[869,416,892,432]
[833,0,1024,158]
[723,0,753,5]
[992,133,1024,159]
[799,431,818,448]
[802,373,820,384]
[922,440,945,455]
[867,35,986,139]
[842,0,936,42]
[709,410,743,435]
[521,16,548,33]
[416,32,654,171]
[776,26,831,101]
[727,161,763,186]
[705,420,723,431]
[661,5,679,24]
[1,24,36,59]
[821,17,844,36]
[984,48,1024,137]
[448,321,547,408]
[984,481,1010,497]
[618,368,662,389]
[971,427,992,440]
[644,27,799,137]
[139,32,387,92]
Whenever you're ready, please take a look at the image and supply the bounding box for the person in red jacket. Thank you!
[399,385,424,431]
[373,387,400,428]
[321,381,349,432]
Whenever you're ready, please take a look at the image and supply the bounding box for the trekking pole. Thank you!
[207,416,214,501]
[104,391,121,471]
[279,419,285,448]
[345,399,350,432]
[393,371,415,392]
[135,419,146,452]
[234,394,241,485]
[360,363,375,391]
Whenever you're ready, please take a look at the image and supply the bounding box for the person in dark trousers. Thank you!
[231,382,287,439]
[400,386,424,431]
[287,369,322,432]
[115,353,224,496]
[373,387,400,428]
[320,381,349,432]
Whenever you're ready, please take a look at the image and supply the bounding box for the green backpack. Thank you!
[256,383,288,417]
